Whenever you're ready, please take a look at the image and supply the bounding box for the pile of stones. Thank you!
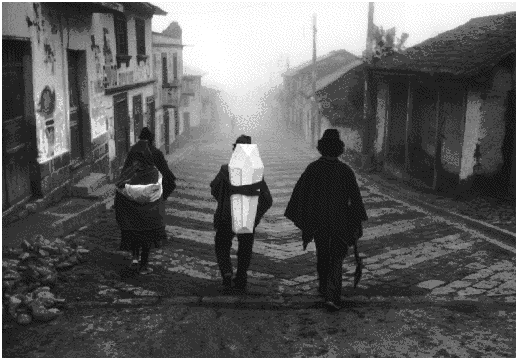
[3,234,90,325]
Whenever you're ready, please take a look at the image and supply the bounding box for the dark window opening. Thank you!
[173,53,178,79]
[114,13,128,55]
[135,18,146,55]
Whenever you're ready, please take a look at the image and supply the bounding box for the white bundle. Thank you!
[121,172,163,203]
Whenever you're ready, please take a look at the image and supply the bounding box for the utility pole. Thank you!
[312,13,318,147]
[361,2,375,168]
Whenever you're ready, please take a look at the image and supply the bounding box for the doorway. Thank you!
[174,108,179,136]
[385,79,409,177]
[146,96,155,136]
[408,83,437,187]
[183,112,190,136]
[114,92,130,171]
[133,94,143,143]
[67,49,89,167]
[2,40,36,210]
[164,109,170,154]
[499,88,515,198]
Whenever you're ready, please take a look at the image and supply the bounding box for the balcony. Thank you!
[162,88,179,108]
[162,78,181,89]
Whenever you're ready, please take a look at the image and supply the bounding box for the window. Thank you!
[162,53,167,84]
[173,53,178,79]
[114,14,128,55]
[135,18,145,55]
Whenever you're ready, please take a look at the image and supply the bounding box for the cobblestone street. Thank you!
[3,128,516,357]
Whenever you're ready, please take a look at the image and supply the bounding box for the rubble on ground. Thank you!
[2,234,90,325]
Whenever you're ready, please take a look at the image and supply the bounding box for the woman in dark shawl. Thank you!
[284,129,368,311]
[114,127,176,275]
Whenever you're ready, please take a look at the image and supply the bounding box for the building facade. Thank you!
[281,50,364,147]
[366,12,515,198]
[152,22,184,154]
[181,74,202,137]
[2,2,166,221]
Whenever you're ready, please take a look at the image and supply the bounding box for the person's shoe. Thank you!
[139,266,153,275]
[130,259,139,272]
[324,300,341,312]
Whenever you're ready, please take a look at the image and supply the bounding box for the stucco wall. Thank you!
[459,90,484,179]
[374,81,389,159]
[2,2,32,39]
[478,67,514,174]
[25,4,70,163]
[459,66,514,179]
[439,84,466,175]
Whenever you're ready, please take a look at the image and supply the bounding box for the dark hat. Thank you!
[234,134,252,145]
[321,129,341,141]
[139,127,155,143]
[317,129,345,157]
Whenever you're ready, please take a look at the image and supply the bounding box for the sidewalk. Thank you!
[1,136,206,251]
[340,152,515,244]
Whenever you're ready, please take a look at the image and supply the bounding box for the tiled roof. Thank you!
[281,50,359,78]
[373,11,515,76]
[304,60,364,97]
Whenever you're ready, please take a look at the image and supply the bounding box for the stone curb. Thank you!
[65,293,514,310]
[362,172,516,249]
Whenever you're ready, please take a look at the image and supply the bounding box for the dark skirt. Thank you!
[120,227,167,251]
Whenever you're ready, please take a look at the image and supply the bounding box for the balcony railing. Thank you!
[162,78,181,89]
[162,88,179,108]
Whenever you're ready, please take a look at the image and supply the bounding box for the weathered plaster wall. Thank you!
[459,90,483,180]
[2,2,32,39]
[28,4,69,163]
[439,85,466,175]
[477,67,514,174]
[374,81,389,158]
[90,13,111,141]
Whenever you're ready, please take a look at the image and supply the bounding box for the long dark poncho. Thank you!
[115,140,166,250]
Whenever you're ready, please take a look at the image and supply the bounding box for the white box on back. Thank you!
[229,144,264,234]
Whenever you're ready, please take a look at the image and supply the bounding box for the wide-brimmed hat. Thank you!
[234,134,252,146]
[318,129,343,147]
[139,127,155,143]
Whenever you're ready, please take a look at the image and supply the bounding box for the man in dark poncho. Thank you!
[114,127,177,275]
[284,129,368,311]
[210,135,273,291]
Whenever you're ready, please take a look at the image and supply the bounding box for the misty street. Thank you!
[3,124,515,357]
[2,1,515,358]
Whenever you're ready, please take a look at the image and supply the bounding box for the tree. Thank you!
[363,25,409,63]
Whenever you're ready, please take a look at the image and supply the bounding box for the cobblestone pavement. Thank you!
[55,129,516,305]
[3,128,516,357]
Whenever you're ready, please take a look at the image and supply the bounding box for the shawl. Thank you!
[114,140,165,231]
[210,164,273,231]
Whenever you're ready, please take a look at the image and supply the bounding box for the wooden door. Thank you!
[435,85,465,193]
[408,83,437,187]
[174,108,179,136]
[386,79,409,176]
[114,92,130,170]
[161,53,167,84]
[133,94,143,143]
[147,96,155,136]
[2,40,33,210]
[164,109,170,154]
[68,50,85,164]
[183,112,190,136]
[173,53,178,80]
